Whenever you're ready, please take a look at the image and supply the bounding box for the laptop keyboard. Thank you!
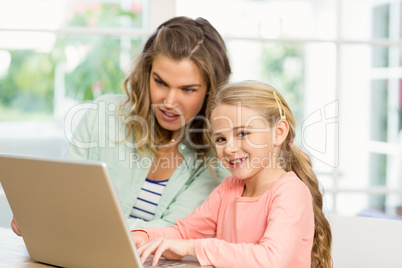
[143,258,187,267]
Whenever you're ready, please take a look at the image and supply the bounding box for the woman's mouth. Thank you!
[160,109,180,122]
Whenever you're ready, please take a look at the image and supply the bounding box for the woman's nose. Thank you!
[163,89,178,107]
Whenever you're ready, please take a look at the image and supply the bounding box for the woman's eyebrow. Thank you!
[152,72,201,88]
[182,83,202,88]
[152,72,166,83]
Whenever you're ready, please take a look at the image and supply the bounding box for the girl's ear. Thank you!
[274,120,290,146]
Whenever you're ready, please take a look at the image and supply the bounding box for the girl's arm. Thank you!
[139,181,225,240]
[126,165,225,229]
[132,180,228,264]
[193,179,314,268]
[138,238,196,266]
[136,177,313,267]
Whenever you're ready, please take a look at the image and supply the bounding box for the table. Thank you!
[0,227,50,267]
[0,227,207,268]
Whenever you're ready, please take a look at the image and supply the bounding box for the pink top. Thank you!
[145,172,314,268]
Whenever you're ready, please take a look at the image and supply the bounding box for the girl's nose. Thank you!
[224,138,240,155]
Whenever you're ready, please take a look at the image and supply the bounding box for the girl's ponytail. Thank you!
[284,145,333,267]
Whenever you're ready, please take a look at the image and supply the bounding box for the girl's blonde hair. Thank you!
[206,81,332,268]
[120,16,231,156]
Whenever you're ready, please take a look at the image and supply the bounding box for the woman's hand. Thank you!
[138,238,195,266]
[11,216,22,236]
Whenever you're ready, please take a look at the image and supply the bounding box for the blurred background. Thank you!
[0,0,401,227]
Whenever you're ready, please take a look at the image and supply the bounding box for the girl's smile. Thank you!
[227,156,248,168]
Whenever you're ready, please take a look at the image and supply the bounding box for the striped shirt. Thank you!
[130,178,168,221]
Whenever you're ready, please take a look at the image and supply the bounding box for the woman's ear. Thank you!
[274,120,290,146]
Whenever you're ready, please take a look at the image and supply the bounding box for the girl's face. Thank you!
[211,104,279,181]
[149,55,207,140]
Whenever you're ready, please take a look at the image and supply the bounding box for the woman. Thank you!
[12,16,231,234]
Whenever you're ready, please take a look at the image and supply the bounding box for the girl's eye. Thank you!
[238,131,249,138]
[214,137,226,144]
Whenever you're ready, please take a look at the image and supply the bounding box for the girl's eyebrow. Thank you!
[212,126,250,137]
[152,72,202,88]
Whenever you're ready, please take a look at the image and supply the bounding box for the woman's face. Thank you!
[149,55,207,140]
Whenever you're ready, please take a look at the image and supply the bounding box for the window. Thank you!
[0,0,156,159]
[0,0,401,218]
[0,0,147,122]
[177,0,402,217]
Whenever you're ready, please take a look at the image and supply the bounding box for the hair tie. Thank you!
[288,139,294,146]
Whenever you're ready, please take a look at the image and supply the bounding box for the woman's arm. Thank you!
[64,95,110,161]
[11,216,21,236]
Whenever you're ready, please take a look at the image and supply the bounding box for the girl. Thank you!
[132,81,332,267]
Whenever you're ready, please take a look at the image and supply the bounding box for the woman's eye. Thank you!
[155,79,165,86]
[182,87,196,93]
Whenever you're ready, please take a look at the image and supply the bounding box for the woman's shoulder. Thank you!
[91,94,132,119]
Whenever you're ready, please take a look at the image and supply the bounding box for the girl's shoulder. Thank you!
[216,176,244,194]
[271,171,312,199]
[272,171,304,187]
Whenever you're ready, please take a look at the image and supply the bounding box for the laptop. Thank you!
[0,154,207,268]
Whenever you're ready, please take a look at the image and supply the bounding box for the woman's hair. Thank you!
[206,81,332,268]
[121,16,231,156]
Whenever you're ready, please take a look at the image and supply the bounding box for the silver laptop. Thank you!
[0,154,206,268]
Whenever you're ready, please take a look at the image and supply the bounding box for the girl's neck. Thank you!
[242,168,287,197]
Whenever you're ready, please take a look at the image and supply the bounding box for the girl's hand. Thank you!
[131,230,149,248]
[138,238,195,266]
[11,216,22,236]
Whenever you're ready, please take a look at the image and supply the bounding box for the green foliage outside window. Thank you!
[0,50,55,120]
[59,2,142,101]
[0,2,142,121]
[261,43,305,126]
